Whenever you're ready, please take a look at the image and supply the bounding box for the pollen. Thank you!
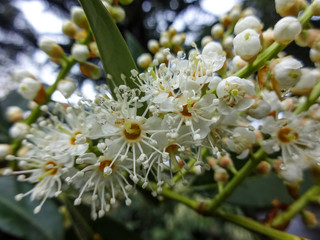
[277,127,299,143]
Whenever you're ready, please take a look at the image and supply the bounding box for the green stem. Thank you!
[272,185,320,228]
[294,80,320,114]
[207,148,266,212]
[234,3,314,79]
[215,210,309,240]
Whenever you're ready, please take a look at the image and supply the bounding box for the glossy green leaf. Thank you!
[78,0,138,98]
[124,31,145,68]
[0,176,64,240]
[227,172,314,208]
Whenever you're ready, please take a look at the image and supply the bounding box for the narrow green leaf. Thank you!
[78,0,138,98]
[0,176,64,240]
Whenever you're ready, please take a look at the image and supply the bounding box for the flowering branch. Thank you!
[271,185,320,228]
[294,79,320,114]
[207,148,267,212]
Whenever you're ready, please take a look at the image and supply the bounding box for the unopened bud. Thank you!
[218,155,233,169]
[72,44,90,62]
[292,68,319,95]
[255,161,271,176]
[274,16,302,44]
[62,20,78,38]
[313,0,320,15]
[79,62,101,80]
[147,39,160,53]
[275,0,305,17]
[38,37,64,58]
[18,78,46,104]
[71,6,88,29]
[262,28,275,48]
[211,23,224,39]
[118,0,134,5]
[233,29,261,61]
[9,122,29,140]
[0,144,12,161]
[234,16,263,35]
[137,53,152,69]
[214,167,229,183]
[201,36,213,47]
[109,6,126,23]
[89,42,99,57]
[272,57,302,90]
[247,99,271,119]
[301,210,318,228]
[310,48,320,63]
[57,78,77,98]
[12,70,35,82]
[6,106,23,122]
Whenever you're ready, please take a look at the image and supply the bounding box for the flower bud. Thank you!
[275,0,306,17]
[62,20,78,39]
[9,122,29,140]
[313,0,320,15]
[211,23,224,39]
[89,42,99,57]
[292,68,319,95]
[247,99,271,119]
[274,16,302,44]
[109,6,126,23]
[233,29,261,61]
[301,210,318,228]
[279,162,302,183]
[262,28,275,48]
[137,53,152,69]
[18,77,46,104]
[310,48,320,63]
[79,62,101,80]
[218,155,233,168]
[71,6,88,29]
[255,161,271,176]
[234,16,263,35]
[172,34,185,47]
[201,36,213,47]
[71,44,90,62]
[232,55,248,71]
[57,78,77,98]
[6,106,24,122]
[12,69,35,82]
[214,167,229,183]
[0,144,12,161]
[38,37,64,59]
[118,0,134,5]
[147,39,160,54]
[272,57,302,90]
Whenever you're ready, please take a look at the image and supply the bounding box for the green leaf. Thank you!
[124,31,145,68]
[227,172,314,208]
[78,0,138,98]
[0,176,64,240]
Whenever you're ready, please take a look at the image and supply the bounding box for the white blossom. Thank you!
[274,16,302,44]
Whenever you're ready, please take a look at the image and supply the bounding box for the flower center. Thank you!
[98,160,114,173]
[123,121,142,141]
[44,160,58,175]
[277,128,299,143]
[165,144,179,153]
[180,102,195,117]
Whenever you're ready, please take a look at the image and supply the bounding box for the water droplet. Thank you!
[280,163,287,170]
[281,89,292,98]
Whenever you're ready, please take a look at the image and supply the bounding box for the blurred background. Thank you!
[1,0,320,239]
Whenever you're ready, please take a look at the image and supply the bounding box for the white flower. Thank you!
[261,112,318,164]
[234,16,263,34]
[7,150,72,214]
[279,161,303,183]
[71,44,90,62]
[201,41,226,71]
[274,16,302,44]
[18,77,42,100]
[233,29,261,61]
[226,127,256,159]
[66,153,134,219]
[216,76,255,114]
[272,57,302,90]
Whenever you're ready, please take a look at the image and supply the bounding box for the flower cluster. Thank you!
[3,0,320,224]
